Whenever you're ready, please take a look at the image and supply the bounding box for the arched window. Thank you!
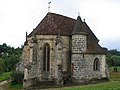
[43,43,50,71]
[93,58,100,71]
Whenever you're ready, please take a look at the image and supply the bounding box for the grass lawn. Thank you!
[0,72,11,82]
[0,72,22,90]
[64,81,120,90]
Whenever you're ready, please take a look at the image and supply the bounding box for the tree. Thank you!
[107,49,120,67]
[0,58,5,74]
[0,43,22,73]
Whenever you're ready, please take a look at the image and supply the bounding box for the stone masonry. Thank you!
[21,12,109,88]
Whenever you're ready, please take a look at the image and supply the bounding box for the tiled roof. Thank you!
[28,12,76,37]
[82,22,104,53]
[28,12,105,54]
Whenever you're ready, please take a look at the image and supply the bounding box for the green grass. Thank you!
[109,66,120,81]
[0,71,23,90]
[0,72,11,82]
[64,81,120,90]
[110,71,120,81]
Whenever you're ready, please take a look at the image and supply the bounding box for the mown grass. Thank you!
[110,72,120,81]
[0,72,11,82]
[64,81,120,90]
[109,66,120,81]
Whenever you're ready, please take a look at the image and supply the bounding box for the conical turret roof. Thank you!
[72,15,87,35]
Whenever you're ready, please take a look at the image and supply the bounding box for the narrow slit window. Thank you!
[43,43,50,71]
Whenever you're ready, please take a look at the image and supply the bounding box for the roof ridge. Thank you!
[47,12,76,21]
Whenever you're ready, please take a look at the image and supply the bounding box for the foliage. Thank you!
[0,58,5,74]
[110,66,120,71]
[108,49,120,56]
[8,83,23,90]
[11,71,24,85]
[0,43,22,73]
[0,72,11,82]
[107,49,120,67]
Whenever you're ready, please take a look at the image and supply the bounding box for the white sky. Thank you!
[0,0,120,50]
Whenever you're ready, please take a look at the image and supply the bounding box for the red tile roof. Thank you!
[28,12,105,54]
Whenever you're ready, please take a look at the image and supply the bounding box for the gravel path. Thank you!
[0,80,8,86]
[0,80,9,90]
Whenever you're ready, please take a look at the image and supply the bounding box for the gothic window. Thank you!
[93,58,100,71]
[43,43,50,71]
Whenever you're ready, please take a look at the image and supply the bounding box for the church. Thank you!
[22,12,109,87]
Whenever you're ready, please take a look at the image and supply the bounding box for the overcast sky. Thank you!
[0,0,120,50]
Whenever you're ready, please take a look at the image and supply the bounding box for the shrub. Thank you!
[11,71,24,85]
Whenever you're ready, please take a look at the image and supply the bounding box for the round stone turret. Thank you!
[72,15,87,53]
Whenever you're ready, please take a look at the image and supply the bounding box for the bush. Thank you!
[11,71,24,85]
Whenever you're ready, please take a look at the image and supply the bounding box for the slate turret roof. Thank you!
[72,16,87,35]
[28,12,105,54]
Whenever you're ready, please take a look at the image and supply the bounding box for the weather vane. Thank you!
[48,1,51,12]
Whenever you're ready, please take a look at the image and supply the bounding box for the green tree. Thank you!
[107,49,120,67]
[0,58,5,74]
[0,43,22,73]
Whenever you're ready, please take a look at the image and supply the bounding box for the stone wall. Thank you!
[72,35,87,53]
[71,54,86,81]
[23,35,70,87]
[84,54,106,79]
[22,34,108,87]
[71,53,107,82]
